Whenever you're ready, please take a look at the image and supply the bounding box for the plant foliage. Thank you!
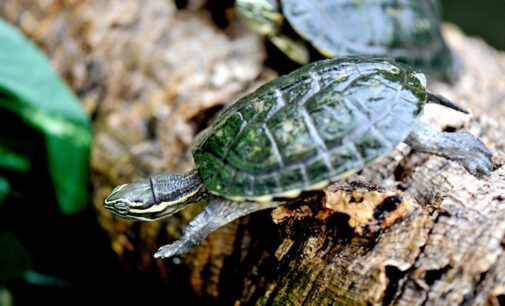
[0,18,92,214]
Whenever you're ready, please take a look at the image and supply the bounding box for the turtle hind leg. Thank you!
[404,121,504,176]
[154,197,285,259]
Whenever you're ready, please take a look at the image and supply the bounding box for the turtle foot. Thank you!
[405,122,503,177]
[444,132,502,176]
[152,198,286,259]
[154,239,195,258]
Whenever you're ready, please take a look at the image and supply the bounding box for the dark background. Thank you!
[441,0,505,50]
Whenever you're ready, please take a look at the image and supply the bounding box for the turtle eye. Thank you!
[114,202,130,215]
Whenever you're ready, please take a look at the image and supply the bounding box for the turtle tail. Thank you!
[425,89,469,114]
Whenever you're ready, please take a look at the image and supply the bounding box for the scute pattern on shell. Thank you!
[192,57,426,199]
[281,0,453,79]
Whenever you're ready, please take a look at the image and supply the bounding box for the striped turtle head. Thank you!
[104,171,208,221]
[103,178,162,221]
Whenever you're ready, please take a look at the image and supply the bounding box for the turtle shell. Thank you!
[192,57,426,201]
[280,0,454,79]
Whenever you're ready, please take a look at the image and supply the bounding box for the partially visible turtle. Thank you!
[104,57,501,259]
[235,0,456,80]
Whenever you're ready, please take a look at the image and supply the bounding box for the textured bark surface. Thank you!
[3,1,505,304]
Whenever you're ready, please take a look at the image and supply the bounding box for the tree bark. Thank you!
[3,1,505,304]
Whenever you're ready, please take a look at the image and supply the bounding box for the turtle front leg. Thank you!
[404,121,504,176]
[154,197,286,258]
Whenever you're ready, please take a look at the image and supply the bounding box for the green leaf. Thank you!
[23,270,71,288]
[0,233,70,288]
[0,232,32,283]
[0,145,30,172]
[0,287,13,306]
[0,177,10,205]
[0,19,92,214]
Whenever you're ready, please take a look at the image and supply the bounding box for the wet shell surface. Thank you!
[192,57,426,202]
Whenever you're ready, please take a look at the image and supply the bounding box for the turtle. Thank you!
[235,0,457,80]
[104,57,501,259]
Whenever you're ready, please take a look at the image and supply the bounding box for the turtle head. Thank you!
[104,178,160,221]
[104,170,208,221]
[235,0,283,36]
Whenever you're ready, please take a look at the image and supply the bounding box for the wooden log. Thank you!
[3,1,505,304]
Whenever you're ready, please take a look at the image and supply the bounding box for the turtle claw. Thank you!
[446,132,503,177]
[478,150,505,176]
[154,239,195,258]
[492,151,505,169]
[465,159,491,177]
[405,123,503,177]
[462,151,493,176]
